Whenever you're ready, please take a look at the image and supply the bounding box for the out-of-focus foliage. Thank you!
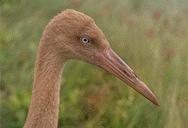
[1,0,188,127]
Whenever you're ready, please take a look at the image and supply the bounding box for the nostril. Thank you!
[132,71,139,79]
[122,69,131,78]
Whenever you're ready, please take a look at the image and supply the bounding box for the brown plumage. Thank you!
[24,9,159,128]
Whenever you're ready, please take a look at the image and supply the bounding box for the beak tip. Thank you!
[149,94,160,106]
[154,99,160,106]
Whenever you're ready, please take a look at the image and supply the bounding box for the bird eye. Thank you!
[81,37,90,44]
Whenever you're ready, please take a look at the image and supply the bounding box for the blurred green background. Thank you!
[1,0,188,127]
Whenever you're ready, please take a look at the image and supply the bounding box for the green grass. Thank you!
[1,0,188,127]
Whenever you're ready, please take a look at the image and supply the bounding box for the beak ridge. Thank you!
[94,46,160,106]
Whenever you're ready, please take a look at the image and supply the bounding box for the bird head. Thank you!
[42,9,159,106]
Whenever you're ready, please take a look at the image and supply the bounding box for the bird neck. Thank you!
[24,42,66,128]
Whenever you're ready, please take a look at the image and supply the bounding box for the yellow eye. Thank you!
[81,37,90,44]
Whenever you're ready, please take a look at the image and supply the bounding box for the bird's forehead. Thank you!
[84,23,109,50]
[62,10,109,50]
[63,9,94,26]
[51,9,109,50]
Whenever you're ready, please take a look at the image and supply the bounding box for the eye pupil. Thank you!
[81,37,89,44]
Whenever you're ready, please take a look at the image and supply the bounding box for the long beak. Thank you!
[94,46,159,106]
